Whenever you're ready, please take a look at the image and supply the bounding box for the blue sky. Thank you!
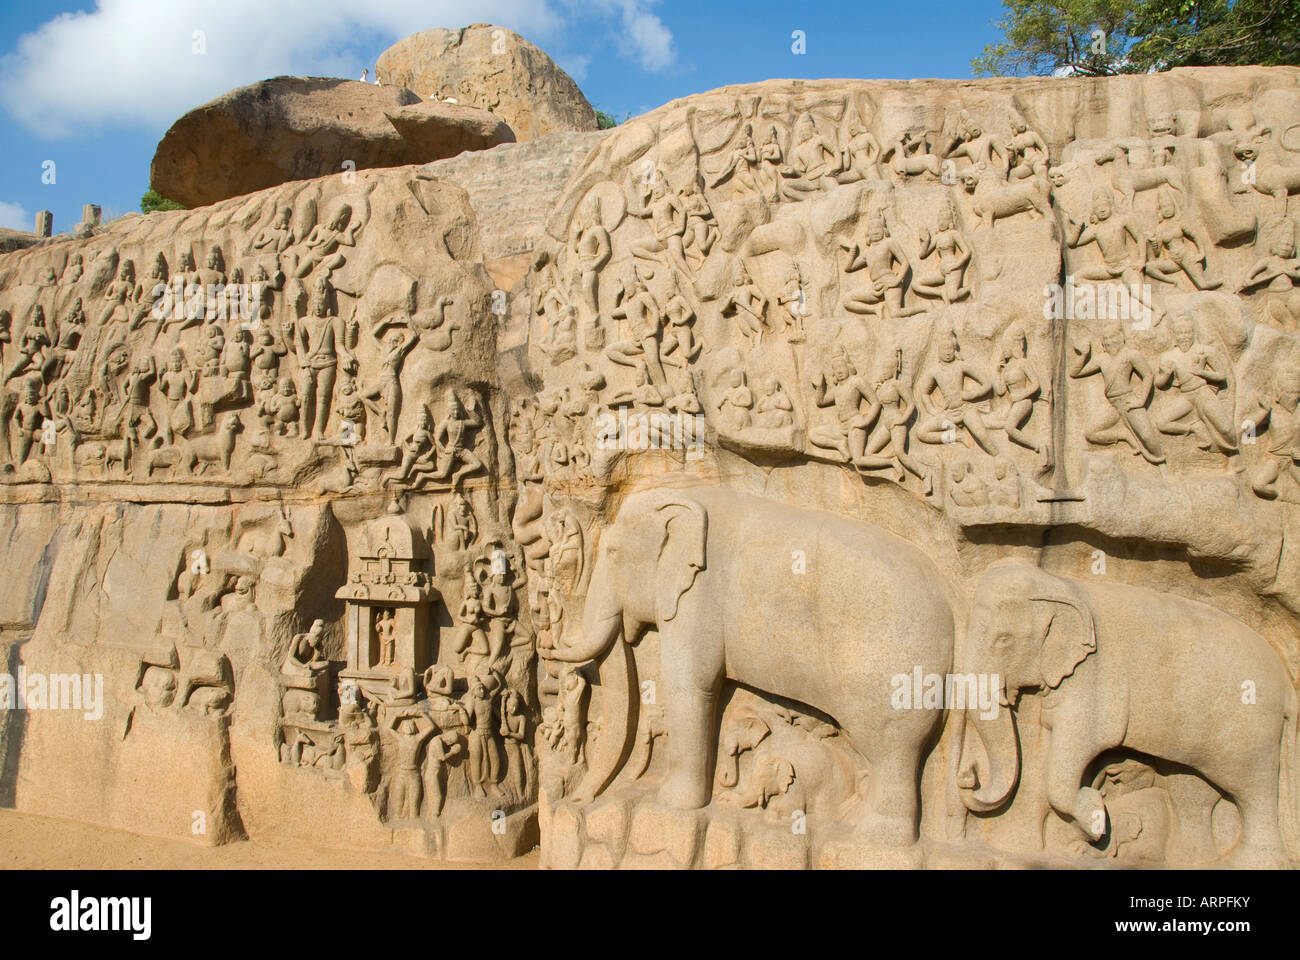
[0,0,1005,235]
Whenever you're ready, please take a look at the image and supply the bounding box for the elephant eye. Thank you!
[993,632,1012,648]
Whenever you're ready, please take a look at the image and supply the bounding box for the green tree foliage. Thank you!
[595,108,618,130]
[973,0,1300,76]
[140,188,185,213]
[1128,0,1300,69]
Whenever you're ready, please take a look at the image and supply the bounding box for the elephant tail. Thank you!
[1281,687,1300,861]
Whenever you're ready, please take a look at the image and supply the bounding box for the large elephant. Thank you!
[957,559,1299,864]
[542,486,955,845]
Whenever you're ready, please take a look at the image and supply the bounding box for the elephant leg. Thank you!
[658,653,722,810]
[1043,730,1107,843]
[859,743,921,846]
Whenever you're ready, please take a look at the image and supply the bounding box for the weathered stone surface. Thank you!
[7,63,1300,873]
[377,24,598,141]
[150,77,515,208]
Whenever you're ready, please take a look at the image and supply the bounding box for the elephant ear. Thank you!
[654,499,707,622]
[1032,589,1097,689]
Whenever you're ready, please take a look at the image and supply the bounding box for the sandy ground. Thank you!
[0,808,539,869]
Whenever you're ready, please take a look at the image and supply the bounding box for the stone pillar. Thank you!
[34,211,52,237]
[81,204,102,227]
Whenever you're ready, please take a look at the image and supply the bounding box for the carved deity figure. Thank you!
[1240,219,1300,331]
[913,204,973,304]
[295,277,357,438]
[1153,312,1236,453]
[808,347,897,474]
[385,711,434,820]
[914,329,999,455]
[720,260,767,348]
[463,673,502,798]
[1069,321,1166,464]
[1144,187,1221,291]
[840,213,916,319]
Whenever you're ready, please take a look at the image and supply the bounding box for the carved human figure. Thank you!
[990,458,1021,508]
[499,688,532,798]
[391,405,435,485]
[1143,187,1221,290]
[334,376,366,443]
[252,206,296,253]
[261,377,301,437]
[570,199,611,321]
[295,277,358,438]
[362,327,416,442]
[775,262,807,341]
[840,213,916,319]
[5,305,51,385]
[1068,321,1166,464]
[808,347,898,474]
[754,378,794,429]
[1239,220,1300,331]
[557,669,587,765]
[482,560,517,670]
[948,459,989,506]
[758,125,784,202]
[994,324,1050,464]
[113,355,158,456]
[914,329,999,455]
[837,110,882,183]
[946,113,1007,176]
[44,300,84,386]
[660,271,700,365]
[12,375,48,465]
[708,122,761,192]
[607,264,669,399]
[433,390,485,488]
[720,260,767,348]
[716,365,754,430]
[1153,312,1236,453]
[423,730,462,817]
[450,571,490,676]
[779,114,841,199]
[679,179,718,268]
[1065,189,1161,325]
[866,346,933,494]
[1243,359,1300,499]
[385,711,434,820]
[913,204,973,304]
[1005,116,1049,180]
[630,175,690,276]
[158,347,198,445]
[295,202,361,278]
[463,673,501,797]
[375,608,397,665]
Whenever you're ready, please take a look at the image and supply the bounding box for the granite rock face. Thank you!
[150,77,515,208]
[377,24,599,141]
[5,64,1300,870]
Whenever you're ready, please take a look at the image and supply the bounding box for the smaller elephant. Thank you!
[956,559,1299,866]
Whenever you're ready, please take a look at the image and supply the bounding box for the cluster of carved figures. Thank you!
[278,512,536,825]
[0,182,493,496]
[529,92,1300,509]
[519,82,1300,867]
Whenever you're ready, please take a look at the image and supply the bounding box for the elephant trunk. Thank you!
[957,704,1020,814]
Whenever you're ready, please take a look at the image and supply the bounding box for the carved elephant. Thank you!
[956,559,1299,865]
[542,486,955,846]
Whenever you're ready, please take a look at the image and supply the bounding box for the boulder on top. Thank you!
[150,76,515,208]
[376,24,598,141]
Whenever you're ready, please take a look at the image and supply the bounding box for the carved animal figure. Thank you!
[960,163,1050,229]
[182,414,243,474]
[542,486,956,846]
[1234,123,1300,213]
[956,559,1299,866]
[1095,143,1184,208]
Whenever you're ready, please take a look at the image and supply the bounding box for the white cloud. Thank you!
[617,2,674,71]
[0,201,31,231]
[1,0,675,137]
